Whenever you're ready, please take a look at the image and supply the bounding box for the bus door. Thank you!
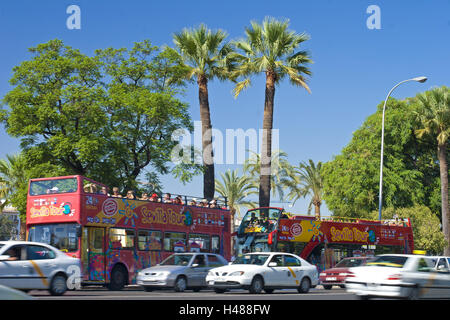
[82,227,106,282]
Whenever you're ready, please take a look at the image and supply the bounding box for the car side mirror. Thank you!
[268,262,277,267]
[191,263,199,268]
[0,255,10,261]
[228,262,233,265]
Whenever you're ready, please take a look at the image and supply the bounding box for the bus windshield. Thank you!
[28,223,79,252]
[238,208,282,234]
[29,178,78,196]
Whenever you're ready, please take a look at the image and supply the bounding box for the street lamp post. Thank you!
[378,76,427,220]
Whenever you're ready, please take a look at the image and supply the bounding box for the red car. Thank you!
[319,257,371,289]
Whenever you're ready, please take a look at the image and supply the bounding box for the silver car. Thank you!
[136,253,228,292]
[0,241,81,296]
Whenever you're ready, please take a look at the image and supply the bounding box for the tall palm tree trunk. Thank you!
[438,142,450,255]
[314,199,322,220]
[259,70,276,207]
[197,75,215,199]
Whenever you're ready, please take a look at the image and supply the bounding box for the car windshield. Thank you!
[366,255,407,268]
[335,258,367,268]
[160,254,193,266]
[232,254,270,265]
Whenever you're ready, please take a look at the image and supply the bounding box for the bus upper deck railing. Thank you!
[286,215,410,227]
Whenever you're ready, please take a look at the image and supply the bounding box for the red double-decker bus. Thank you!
[236,207,414,272]
[26,175,231,290]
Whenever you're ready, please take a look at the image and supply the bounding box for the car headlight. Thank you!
[229,271,245,276]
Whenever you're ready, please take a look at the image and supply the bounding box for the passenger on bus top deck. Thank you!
[111,187,122,198]
[140,193,149,201]
[188,198,197,206]
[149,193,159,202]
[173,195,183,205]
[126,190,136,200]
[100,186,110,196]
[163,193,172,203]
[209,199,218,208]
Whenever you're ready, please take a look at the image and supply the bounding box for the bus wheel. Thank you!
[108,265,127,291]
[174,276,187,292]
[297,277,311,293]
[49,273,68,296]
[249,276,264,294]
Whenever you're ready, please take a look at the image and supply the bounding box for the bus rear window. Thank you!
[30,178,78,196]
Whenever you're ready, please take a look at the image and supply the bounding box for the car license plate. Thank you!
[326,277,337,281]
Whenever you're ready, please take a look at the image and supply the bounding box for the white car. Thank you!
[345,254,450,299]
[206,252,319,294]
[0,241,81,296]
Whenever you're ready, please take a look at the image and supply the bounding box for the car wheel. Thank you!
[108,265,127,291]
[407,287,421,300]
[214,288,227,294]
[174,276,187,292]
[249,276,264,294]
[49,273,67,296]
[297,277,311,293]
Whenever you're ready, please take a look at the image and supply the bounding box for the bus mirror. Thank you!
[75,225,82,237]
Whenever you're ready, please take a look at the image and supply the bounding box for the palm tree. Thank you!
[215,169,258,256]
[173,24,235,200]
[232,17,312,207]
[414,86,450,255]
[284,159,324,219]
[243,150,291,202]
[0,154,27,211]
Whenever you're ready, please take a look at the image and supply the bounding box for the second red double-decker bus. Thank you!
[236,207,414,272]
[26,175,231,290]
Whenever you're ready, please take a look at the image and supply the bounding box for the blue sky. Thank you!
[0,0,449,217]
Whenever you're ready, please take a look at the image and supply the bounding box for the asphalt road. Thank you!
[29,285,357,300]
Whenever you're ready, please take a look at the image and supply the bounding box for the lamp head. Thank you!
[412,76,427,83]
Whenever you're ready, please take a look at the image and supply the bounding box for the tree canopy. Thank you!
[2,39,197,194]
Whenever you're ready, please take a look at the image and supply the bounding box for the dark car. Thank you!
[319,256,371,289]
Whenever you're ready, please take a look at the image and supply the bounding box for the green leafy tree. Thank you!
[2,39,198,193]
[413,86,450,255]
[2,40,107,175]
[285,159,323,219]
[369,206,446,255]
[322,98,441,217]
[232,17,312,207]
[96,41,194,191]
[173,24,235,199]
